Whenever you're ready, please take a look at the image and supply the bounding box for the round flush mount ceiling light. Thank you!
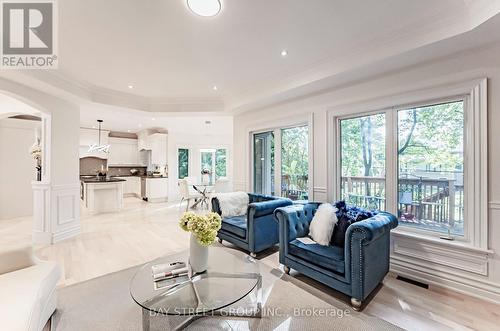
[187,0,221,17]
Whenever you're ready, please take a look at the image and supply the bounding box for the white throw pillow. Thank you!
[216,192,249,218]
[308,203,338,246]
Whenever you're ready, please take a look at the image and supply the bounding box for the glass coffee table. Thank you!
[130,248,262,330]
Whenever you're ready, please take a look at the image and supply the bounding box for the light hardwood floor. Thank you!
[1,197,500,331]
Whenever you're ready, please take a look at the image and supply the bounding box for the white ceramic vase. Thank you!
[189,233,208,274]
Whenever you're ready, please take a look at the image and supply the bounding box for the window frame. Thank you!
[247,114,314,200]
[328,79,488,250]
[199,148,229,181]
[336,110,389,211]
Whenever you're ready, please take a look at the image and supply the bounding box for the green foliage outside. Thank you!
[398,101,464,173]
[215,149,227,178]
[281,126,309,179]
[178,148,189,179]
[340,101,464,179]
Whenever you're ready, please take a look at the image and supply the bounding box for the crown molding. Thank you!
[3,70,226,113]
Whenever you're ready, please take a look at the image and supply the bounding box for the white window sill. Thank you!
[391,228,493,256]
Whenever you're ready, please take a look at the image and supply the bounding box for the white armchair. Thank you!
[0,246,61,331]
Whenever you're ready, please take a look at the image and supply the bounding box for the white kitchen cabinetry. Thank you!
[145,177,168,203]
[150,133,167,165]
[137,131,152,151]
[114,176,141,197]
[108,137,139,165]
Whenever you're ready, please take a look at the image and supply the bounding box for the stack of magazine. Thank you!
[151,261,189,290]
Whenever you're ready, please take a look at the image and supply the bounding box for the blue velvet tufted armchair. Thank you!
[274,202,398,310]
[212,193,293,257]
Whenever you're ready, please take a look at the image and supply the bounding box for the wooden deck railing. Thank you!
[341,175,464,224]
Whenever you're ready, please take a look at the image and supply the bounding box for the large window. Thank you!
[201,148,228,182]
[336,99,471,239]
[340,114,386,210]
[398,101,464,236]
[281,126,309,200]
[178,148,189,179]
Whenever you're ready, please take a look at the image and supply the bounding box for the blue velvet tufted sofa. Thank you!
[212,193,293,257]
[274,202,398,310]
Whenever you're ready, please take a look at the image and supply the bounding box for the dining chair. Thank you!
[178,179,202,211]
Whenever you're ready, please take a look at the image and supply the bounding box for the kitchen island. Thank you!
[81,177,125,214]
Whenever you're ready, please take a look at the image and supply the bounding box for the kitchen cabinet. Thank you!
[150,133,167,165]
[108,137,140,165]
[144,177,168,203]
[114,176,141,197]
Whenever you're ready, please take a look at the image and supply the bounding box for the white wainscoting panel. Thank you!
[32,181,51,244]
[51,183,81,243]
[393,234,489,275]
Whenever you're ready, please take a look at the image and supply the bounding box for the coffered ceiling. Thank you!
[7,0,500,113]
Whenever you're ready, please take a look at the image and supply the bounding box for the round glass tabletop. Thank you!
[130,247,261,316]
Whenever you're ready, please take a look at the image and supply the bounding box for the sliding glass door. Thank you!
[253,131,275,195]
[253,124,310,200]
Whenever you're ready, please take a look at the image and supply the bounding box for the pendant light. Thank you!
[88,120,110,153]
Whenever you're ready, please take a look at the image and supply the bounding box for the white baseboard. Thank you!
[32,231,52,245]
[391,258,500,304]
[52,223,81,243]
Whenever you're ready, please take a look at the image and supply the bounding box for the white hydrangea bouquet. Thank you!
[179,212,222,246]
[179,211,222,273]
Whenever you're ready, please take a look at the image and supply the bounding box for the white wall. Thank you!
[233,43,500,302]
[0,77,81,244]
[0,118,40,219]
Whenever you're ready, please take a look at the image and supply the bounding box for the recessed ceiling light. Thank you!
[212,86,218,91]
[281,49,288,57]
[92,126,96,129]
[128,85,134,89]
[187,0,221,17]
[127,130,131,133]
[151,118,156,121]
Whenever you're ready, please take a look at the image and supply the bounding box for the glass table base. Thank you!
[141,273,262,331]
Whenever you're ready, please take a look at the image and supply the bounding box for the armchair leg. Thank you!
[217,237,223,244]
[350,298,362,311]
[250,252,257,258]
[283,265,290,275]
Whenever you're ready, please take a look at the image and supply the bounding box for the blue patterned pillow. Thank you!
[330,201,377,247]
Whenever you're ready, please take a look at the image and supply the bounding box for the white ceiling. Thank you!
[5,0,500,114]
